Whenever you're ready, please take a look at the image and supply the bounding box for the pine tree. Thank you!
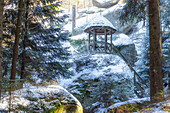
[20,0,29,87]
[24,1,71,81]
[0,0,5,99]
[10,0,24,80]
[149,0,164,102]
[19,0,71,82]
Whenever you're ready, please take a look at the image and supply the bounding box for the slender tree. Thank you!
[120,0,164,102]
[10,0,24,80]
[149,0,164,102]
[0,0,5,99]
[20,0,29,87]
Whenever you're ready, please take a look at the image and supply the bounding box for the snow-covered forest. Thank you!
[0,0,169,112]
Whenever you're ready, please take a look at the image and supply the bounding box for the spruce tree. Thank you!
[2,0,71,84]
[23,0,71,82]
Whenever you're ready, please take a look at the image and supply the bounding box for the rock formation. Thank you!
[0,85,83,113]
[92,0,120,8]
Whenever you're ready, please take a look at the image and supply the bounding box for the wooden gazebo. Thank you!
[84,15,116,53]
[84,16,149,98]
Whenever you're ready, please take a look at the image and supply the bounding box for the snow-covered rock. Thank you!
[60,54,135,112]
[0,85,83,113]
[113,33,137,65]
[103,3,136,33]
[92,0,120,8]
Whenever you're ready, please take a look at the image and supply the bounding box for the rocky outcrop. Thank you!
[112,33,137,65]
[117,44,137,65]
[92,0,120,8]
[103,3,137,33]
[66,54,135,112]
[0,85,83,113]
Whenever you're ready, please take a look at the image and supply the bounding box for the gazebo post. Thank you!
[93,29,96,52]
[95,31,97,50]
[104,27,107,53]
[88,32,91,50]
[110,31,112,51]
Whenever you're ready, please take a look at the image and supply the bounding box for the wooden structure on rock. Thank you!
[84,16,149,98]
[84,16,116,53]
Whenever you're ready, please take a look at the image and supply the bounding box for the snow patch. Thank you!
[69,33,88,40]
[108,97,150,109]
[85,15,116,30]
[113,33,133,46]
[59,54,133,88]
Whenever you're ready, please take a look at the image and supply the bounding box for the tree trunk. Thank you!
[20,0,29,88]
[11,0,24,80]
[0,0,5,100]
[149,0,164,102]
[72,5,76,36]
[83,0,85,8]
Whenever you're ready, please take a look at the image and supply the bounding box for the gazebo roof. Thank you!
[84,15,116,35]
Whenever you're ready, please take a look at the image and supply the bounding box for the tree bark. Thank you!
[0,0,5,100]
[20,0,29,88]
[149,0,164,102]
[11,0,24,80]
[72,5,76,36]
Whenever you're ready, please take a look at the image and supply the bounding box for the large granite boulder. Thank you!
[61,54,135,112]
[0,85,83,113]
[103,3,137,33]
[113,33,137,65]
[92,0,120,8]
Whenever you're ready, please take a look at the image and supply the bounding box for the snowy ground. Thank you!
[97,91,170,113]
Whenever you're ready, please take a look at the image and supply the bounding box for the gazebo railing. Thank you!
[111,44,149,97]
[89,41,113,53]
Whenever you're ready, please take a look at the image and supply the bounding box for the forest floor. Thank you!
[107,89,170,113]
